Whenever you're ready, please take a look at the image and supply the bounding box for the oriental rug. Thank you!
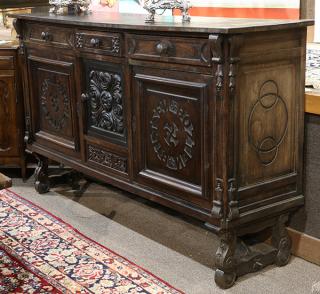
[0,189,183,294]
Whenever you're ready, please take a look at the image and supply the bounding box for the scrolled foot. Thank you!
[272,214,292,266]
[275,235,292,266]
[214,231,237,289]
[215,269,236,289]
[34,155,50,194]
[35,181,50,194]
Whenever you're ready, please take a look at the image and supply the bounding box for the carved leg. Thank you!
[214,231,237,289]
[272,214,292,266]
[34,155,50,194]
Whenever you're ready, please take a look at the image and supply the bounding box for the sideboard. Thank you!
[12,12,313,288]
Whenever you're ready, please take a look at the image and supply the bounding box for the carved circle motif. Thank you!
[248,80,288,165]
[150,99,195,171]
[40,79,70,131]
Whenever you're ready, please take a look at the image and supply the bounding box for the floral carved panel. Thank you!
[87,69,124,136]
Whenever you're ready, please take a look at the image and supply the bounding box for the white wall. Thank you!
[315,0,320,42]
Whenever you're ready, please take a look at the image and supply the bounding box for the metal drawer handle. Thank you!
[155,40,172,55]
[90,38,101,48]
[81,93,89,103]
[41,31,52,42]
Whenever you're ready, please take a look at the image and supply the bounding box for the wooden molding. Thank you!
[288,227,320,266]
[305,89,320,115]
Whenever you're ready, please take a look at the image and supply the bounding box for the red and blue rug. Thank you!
[0,189,183,294]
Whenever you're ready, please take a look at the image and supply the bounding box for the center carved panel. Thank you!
[248,80,288,165]
[88,70,124,135]
[150,99,195,171]
[40,78,70,131]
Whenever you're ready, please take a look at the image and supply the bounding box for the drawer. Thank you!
[25,23,73,47]
[127,34,211,67]
[75,30,121,56]
[0,56,14,70]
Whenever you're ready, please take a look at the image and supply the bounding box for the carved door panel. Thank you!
[28,55,80,157]
[0,72,19,157]
[133,67,213,208]
[80,59,128,176]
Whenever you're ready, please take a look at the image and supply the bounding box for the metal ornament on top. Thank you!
[49,0,91,14]
[142,0,191,23]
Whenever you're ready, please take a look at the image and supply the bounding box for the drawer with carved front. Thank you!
[25,23,73,48]
[126,34,211,67]
[75,30,121,56]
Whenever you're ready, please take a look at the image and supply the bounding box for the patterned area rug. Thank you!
[306,46,320,89]
[0,189,183,294]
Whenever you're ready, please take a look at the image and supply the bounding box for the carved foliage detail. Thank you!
[248,80,288,165]
[112,37,120,53]
[40,78,70,131]
[210,34,224,99]
[88,145,127,173]
[212,178,224,219]
[150,99,195,171]
[75,33,84,48]
[88,70,124,135]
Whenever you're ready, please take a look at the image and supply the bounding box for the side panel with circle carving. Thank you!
[238,63,296,191]
[133,67,213,207]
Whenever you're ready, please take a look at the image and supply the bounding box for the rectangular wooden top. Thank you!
[12,11,314,34]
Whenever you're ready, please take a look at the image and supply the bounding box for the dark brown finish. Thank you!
[13,12,312,288]
[0,44,26,178]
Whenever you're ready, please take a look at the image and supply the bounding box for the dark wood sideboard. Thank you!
[0,44,26,177]
[12,12,313,288]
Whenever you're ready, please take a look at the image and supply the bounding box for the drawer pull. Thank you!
[81,93,89,103]
[41,31,52,42]
[90,38,101,48]
[156,40,172,55]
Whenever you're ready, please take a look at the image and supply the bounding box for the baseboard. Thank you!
[288,227,320,266]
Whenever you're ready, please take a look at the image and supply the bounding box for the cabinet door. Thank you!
[133,67,213,208]
[0,71,19,158]
[28,55,80,158]
[80,59,129,177]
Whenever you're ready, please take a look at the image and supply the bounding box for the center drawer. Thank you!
[126,34,212,67]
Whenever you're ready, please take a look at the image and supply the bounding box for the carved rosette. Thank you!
[150,99,195,171]
[88,145,127,173]
[87,70,124,135]
[40,78,70,131]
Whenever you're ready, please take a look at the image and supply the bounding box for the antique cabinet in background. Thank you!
[0,44,25,178]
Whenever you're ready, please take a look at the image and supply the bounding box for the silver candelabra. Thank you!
[143,0,191,23]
